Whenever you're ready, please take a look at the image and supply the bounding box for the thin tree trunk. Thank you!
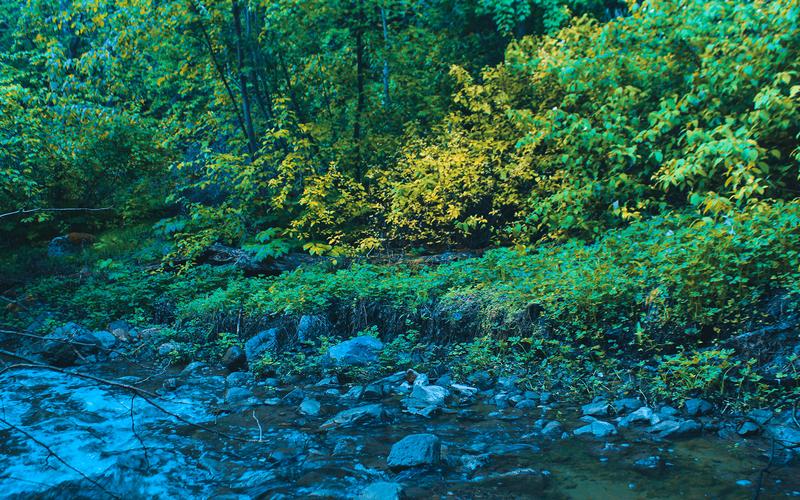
[232,0,258,159]
[353,6,366,180]
[380,7,390,108]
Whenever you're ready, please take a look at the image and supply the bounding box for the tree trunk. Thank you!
[232,0,258,159]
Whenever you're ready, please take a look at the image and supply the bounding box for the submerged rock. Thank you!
[359,481,405,500]
[328,336,383,366]
[299,398,322,417]
[387,434,441,469]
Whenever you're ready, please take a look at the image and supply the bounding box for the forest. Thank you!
[1,0,800,498]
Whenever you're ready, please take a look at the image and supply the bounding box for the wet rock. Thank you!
[582,400,610,417]
[41,323,99,366]
[221,346,247,371]
[362,383,385,401]
[225,386,255,405]
[332,437,358,456]
[490,392,509,409]
[328,336,383,366]
[180,361,207,377]
[539,392,553,404]
[747,408,774,425]
[342,386,365,400]
[108,320,133,341]
[619,407,659,428]
[574,420,617,438]
[226,371,254,387]
[497,375,519,391]
[646,419,701,439]
[283,387,305,404]
[515,399,539,410]
[684,398,713,417]
[466,371,494,390]
[471,468,550,490]
[764,425,800,462]
[633,455,664,471]
[461,453,492,474]
[387,434,441,469]
[450,384,479,398]
[359,481,404,500]
[245,328,278,361]
[320,404,387,430]
[299,398,322,417]
[296,314,329,342]
[737,421,760,436]
[542,421,564,439]
[315,375,339,387]
[406,381,448,414]
[658,405,680,418]
[613,398,644,414]
[91,330,118,350]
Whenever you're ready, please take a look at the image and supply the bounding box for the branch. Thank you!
[0,207,113,220]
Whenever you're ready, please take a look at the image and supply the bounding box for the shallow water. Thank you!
[1,359,798,499]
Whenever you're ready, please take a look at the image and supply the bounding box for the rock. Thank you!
[582,400,610,417]
[225,387,255,405]
[764,425,800,461]
[515,399,539,410]
[91,330,118,350]
[574,420,617,438]
[633,455,664,471]
[471,468,550,489]
[328,336,383,366]
[359,482,404,500]
[180,361,207,377]
[342,386,365,400]
[619,407,659,427]
[461,453,492,474]
[747,408,774,425]
[542,421,564,439]
[466,371,494,390]
[245,328,278,361]
[296,314,329,342]
[157,342,178,357]
[283,387,305,404]
[736,480,753,487]
[299,398,322,417]
[658,405,680,418]
[646,419,701,439]
[226,371,254,387]
[406,382,448,411]
[362,383,385,401]
[221,345,247,371]
[320,404,387,430]
[684,398,713,417]
[450,384,479,398]
[613,398,644,414]
[737,421,760,436]
[490,392,509,409]
[108,320,133,341]
[315,376,339,387]
[387,434,441,469]
[41,323,99,366]
[497,375,519,391]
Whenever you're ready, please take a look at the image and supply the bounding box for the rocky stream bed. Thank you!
[1,326,800,499]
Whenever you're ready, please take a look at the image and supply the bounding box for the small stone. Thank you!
[736,480,753,487]
[359,481,404,500]
[320,404,386,430]
[633,455,664,471]
[619,407,659,427]
[737,421,760,436]
[299,398,321,417]
[387,434,441,469]
[582,400,610,416]
[574,420,617,438]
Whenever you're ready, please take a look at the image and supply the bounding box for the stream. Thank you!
[1,357,799,499]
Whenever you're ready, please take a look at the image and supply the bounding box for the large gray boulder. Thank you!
[221,345,247,371]
[245,328,278,361]
[574,420,617,438]
[328,336,383,366]
[387,434,441,469]
[684,398,713,417]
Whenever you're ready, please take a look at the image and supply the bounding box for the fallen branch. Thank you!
[0,416,121,499]
[0,207,114,220]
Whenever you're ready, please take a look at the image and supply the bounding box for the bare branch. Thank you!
[0,207,113,220]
